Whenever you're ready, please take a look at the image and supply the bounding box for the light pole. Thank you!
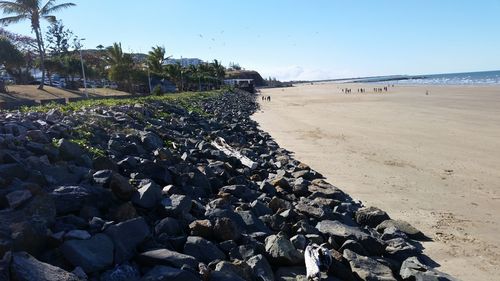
[147,64,152,94]
[75,38,88,98]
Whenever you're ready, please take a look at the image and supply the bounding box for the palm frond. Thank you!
[40,0,55,12]
[43,14,55,23]
[0,1,30,15]
[42,2,75,14]
[0,14,29,25]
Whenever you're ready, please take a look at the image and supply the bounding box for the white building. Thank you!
[163,58,204,67]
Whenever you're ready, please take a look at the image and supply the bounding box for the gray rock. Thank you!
[355,207,390,228]
[6,190,32,209]
[189,219,213,238]
[183,236,226,264]
[209,271,246,281]
[290,234,307,251]
[108,202,138,222]
[264,233,303,266]
[131,182,162,209]
[246,254,274,281]
[400,256,458,281]
[294,202,325,219]
[64,230,91,240]
[385,238,420,261]
[142,265,201,281]
[274,266,307,281]
[250,200,273,216]
[229,244,259,261]
[308,179,345,200]
[140,131,164,151]
[51,185,111,215]
[236,210,271,234]
[214,260,255,281]
[100,264,140,281]
[26,129,50,143]
[0,163,29,182]
[61,233,114,273]
[380,226,408,241]
[104,217,150,264]
[343,249,397,281]
[154,217,182,237]
[268,197,293,213]
[109,172,134,201]
[161,194,192,217]
[92,169,113,186]
[11,252,81,281]
[376,219,426,240]
[339,239,368,256]
[58,139,86,161]
[220,185,260,201]
[316,220,384,255]
[138,249,198,269]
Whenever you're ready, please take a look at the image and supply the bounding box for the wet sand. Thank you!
[252,83,500,280]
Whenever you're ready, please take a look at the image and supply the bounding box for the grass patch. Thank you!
[20,90,223,115]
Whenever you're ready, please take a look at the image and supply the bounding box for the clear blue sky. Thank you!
[2,0,500,81]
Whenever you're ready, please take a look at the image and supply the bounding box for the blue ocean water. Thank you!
[348,70,500,85]
[394,70,500,85]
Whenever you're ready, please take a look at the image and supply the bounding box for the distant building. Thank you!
[163,58,204,67]
[224,79,255,93]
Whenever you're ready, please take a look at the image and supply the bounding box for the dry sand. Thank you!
[252,83,500,280]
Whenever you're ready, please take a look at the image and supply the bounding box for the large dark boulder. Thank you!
[355,207,390,227]
[400,256,458,281]
[376,219,427,240]
[131,182,162,209]
[316,220,384,255]
[11,252,81,281]
[236,210,271,234]
[264,233,303,266]
[343,249,397,281]
[57,139,86,161]
[246,254,274,281]
[183,236,226,264]
[50,185,111,215]
[61,233,114,273]
[104,217,150,264]
[142,265,201,281]
[161,194,192,217]
[137,249,198,269]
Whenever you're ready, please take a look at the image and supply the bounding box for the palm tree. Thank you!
[147,46,169,75]
[163,63,182,91]
[211,59,226,88]
[0,0,76,89]
[105,42,134,91]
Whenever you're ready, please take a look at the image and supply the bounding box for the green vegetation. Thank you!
[38,89,226,159]
[20,90,223,114]
[0,0,76,90]
[69,138,106,158]
[0,2,234,97]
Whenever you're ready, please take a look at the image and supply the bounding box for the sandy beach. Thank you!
[252,83,500,280]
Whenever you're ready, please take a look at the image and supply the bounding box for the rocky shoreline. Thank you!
[0,90,455,280]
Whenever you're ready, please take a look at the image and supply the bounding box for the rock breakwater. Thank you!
[0,90,456,280]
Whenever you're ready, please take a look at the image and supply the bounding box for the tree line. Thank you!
[0,0,227,94]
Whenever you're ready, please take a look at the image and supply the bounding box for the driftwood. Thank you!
[211,137,257,169]
[305,244,332,280]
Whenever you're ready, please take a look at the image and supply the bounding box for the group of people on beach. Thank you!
[342,88,367,93]
[261,95,271,102]
[341,85,394,94]
[374,86,389,92]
